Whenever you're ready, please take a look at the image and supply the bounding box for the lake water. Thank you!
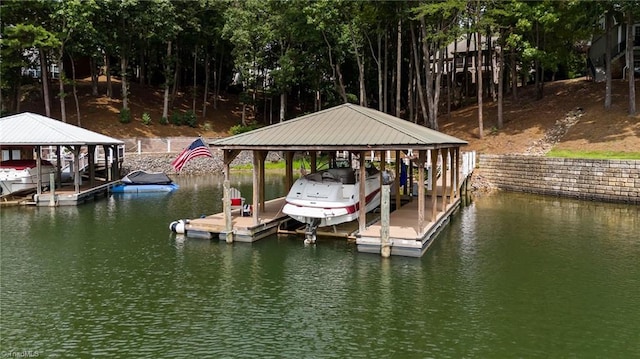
[1,173,639,358]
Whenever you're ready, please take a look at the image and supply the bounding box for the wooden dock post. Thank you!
[380,184,391,257]
[223,179,233,243]
[48,173,56,207]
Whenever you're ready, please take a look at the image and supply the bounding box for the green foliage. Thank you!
[142,112,152,125]
[184,110,197,128]
[230,122,262,135]
[345,93,359,104]
[170,112,182,126]
[160,116,169,125]
[201,122,214,132]
[119,108,131,124]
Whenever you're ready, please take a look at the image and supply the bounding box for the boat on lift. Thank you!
[282,164,383,243]
[111,170,178,193]
[0,159,56,197]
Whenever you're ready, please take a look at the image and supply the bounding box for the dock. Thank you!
[183,198,290,241]
[177,184,466,257]
[30,180,117,206]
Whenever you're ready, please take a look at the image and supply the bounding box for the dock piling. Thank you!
[380,184,391,257]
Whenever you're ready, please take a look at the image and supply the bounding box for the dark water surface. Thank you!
[1,174,639,358]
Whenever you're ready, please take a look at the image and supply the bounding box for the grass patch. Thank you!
[546,149,640,160]
[232,159,308,171]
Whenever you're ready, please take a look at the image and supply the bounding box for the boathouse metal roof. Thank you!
[0,112,123,146]
[210,103,467,151]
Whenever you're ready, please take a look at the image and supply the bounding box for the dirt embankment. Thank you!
[18,77,640,155]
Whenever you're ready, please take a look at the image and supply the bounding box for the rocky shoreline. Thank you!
[120,151,282,176]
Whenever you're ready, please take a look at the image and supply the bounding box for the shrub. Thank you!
[201,121,213,131]
[119,108,131,124]
[184,110,197,128]
[170,112,182,126]
[142,112,152,125]
[230,122,262,135]
[160,116,168,125]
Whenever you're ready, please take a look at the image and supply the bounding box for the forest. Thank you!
[1,0,638,139]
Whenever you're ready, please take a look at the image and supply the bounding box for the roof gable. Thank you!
[211,103,466,150]
[0,112,123,146]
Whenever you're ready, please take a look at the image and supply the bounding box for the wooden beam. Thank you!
[252,151,260,225]
[380,184,391,257]
[36,146,42,195]
[285,151,294,190]
[417,150,425,233]
[430,149,438,222]
[223,149,242,166]
[450,148,457,200]
[223,157,233,243]
[310,151,317,172]
[454,147,460,198]
[358,151,366,232]
[395,150,401,211]
[73,146,81,193]
[88,145,96,187]
[258,151,267,211]
[441,148,448,212]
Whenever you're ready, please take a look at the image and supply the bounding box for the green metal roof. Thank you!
[210,103,467,151]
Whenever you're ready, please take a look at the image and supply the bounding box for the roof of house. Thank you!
[0,112,123,146]
[210,103,467,151]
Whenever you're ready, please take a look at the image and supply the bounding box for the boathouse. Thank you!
[185,103,471,257]
[0,112,124,206]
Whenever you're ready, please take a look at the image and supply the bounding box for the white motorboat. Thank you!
[0,159,56,197]
[283,165,382,243]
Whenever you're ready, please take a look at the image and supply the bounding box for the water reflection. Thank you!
[1,185,639,357]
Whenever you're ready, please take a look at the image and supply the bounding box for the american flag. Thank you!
[171,138,213,172]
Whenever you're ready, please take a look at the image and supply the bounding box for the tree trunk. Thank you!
[419,17,441,130]
[375,31,383,111]
[14,74,22,113]
[121,56,128,110]
[511,50,517,99]
[626,9,636,116]
[335,63,348,103]
[90,56,98,96]
[487,28,496,101]
[410,22,428,126]
[279,92,286,122]
[476,30,484,139]
[203,51,210,117]
[383,31,388,113]
[348,23,366,106]
[408,42,415,123]
[162,41,172,120]
[605,11,612,109]
[214,51,224,110]
[40,48,51,117]
[139,49,146,85]
[69,53,81,126]
[192,46,197,114]
[321,30,347,103]
[497,39,504,129]
[396,18,402,117]
[57,49,67,123]
[105,53,112,98]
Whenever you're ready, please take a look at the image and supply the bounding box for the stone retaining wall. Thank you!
[477,154,640,204]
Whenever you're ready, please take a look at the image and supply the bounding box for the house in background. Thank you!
[588,18,640,81]
[433,34,501,98]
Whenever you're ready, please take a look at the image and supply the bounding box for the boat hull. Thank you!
[111,183,179,193]
[0,160,56,196]
[283,168,381,227]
